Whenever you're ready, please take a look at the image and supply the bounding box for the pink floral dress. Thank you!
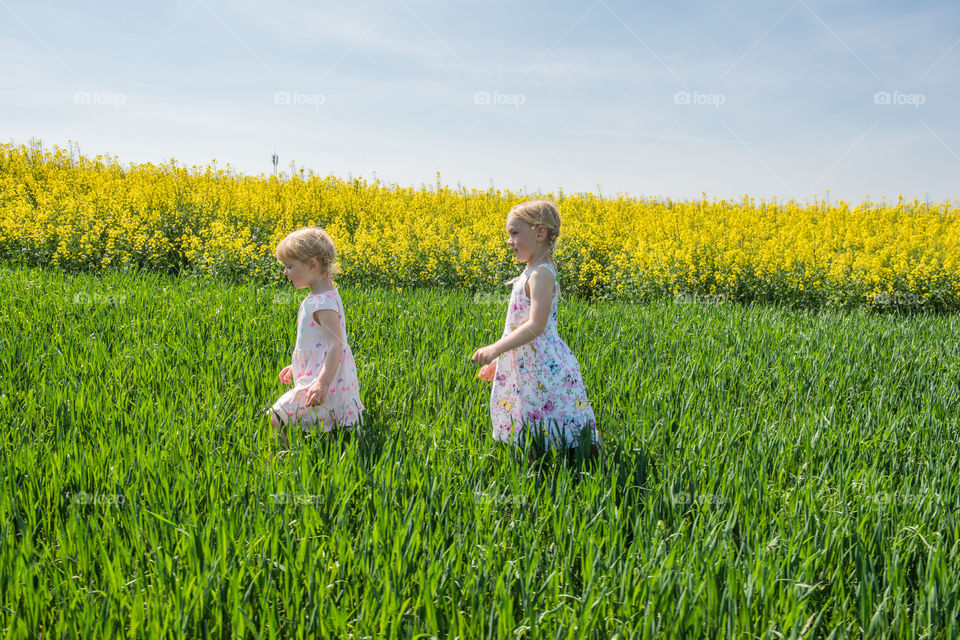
[489,263,599,449]
[270,289,363,432]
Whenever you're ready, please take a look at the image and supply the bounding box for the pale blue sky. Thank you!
[2,0,958,202]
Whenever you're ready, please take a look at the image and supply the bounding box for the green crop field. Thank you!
[2,265,959,638]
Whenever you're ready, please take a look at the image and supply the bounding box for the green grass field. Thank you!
[2,265,959,638]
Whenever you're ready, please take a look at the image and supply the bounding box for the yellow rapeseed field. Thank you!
[2,142,958,309]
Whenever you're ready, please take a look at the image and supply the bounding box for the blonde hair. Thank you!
[507,200,561,255]
[275,227,339,278]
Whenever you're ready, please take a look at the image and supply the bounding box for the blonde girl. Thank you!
[471,200,600,459]
[269,227,363,445]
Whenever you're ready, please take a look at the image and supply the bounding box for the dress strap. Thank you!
[525,262,557,277]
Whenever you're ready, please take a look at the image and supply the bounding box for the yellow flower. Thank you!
[2,141,958,309]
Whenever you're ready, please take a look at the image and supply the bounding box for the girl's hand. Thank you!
[477,358,498,382]
[471,345,499,366]
[305,381,328,407]
[279,365,294,385]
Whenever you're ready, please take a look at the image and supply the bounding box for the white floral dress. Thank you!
[270,289,363,432]
[489,263,599,449]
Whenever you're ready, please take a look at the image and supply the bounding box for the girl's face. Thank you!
[506,215,545,263]
[280,258,318,289]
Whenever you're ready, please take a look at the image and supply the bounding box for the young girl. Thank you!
[471,200,601,459]
[269,227,363,445]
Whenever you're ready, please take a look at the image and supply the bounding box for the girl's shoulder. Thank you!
[525,262,557,281]
[305,289,342,312]
[521,262,559,300]
[509,262,558,288]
